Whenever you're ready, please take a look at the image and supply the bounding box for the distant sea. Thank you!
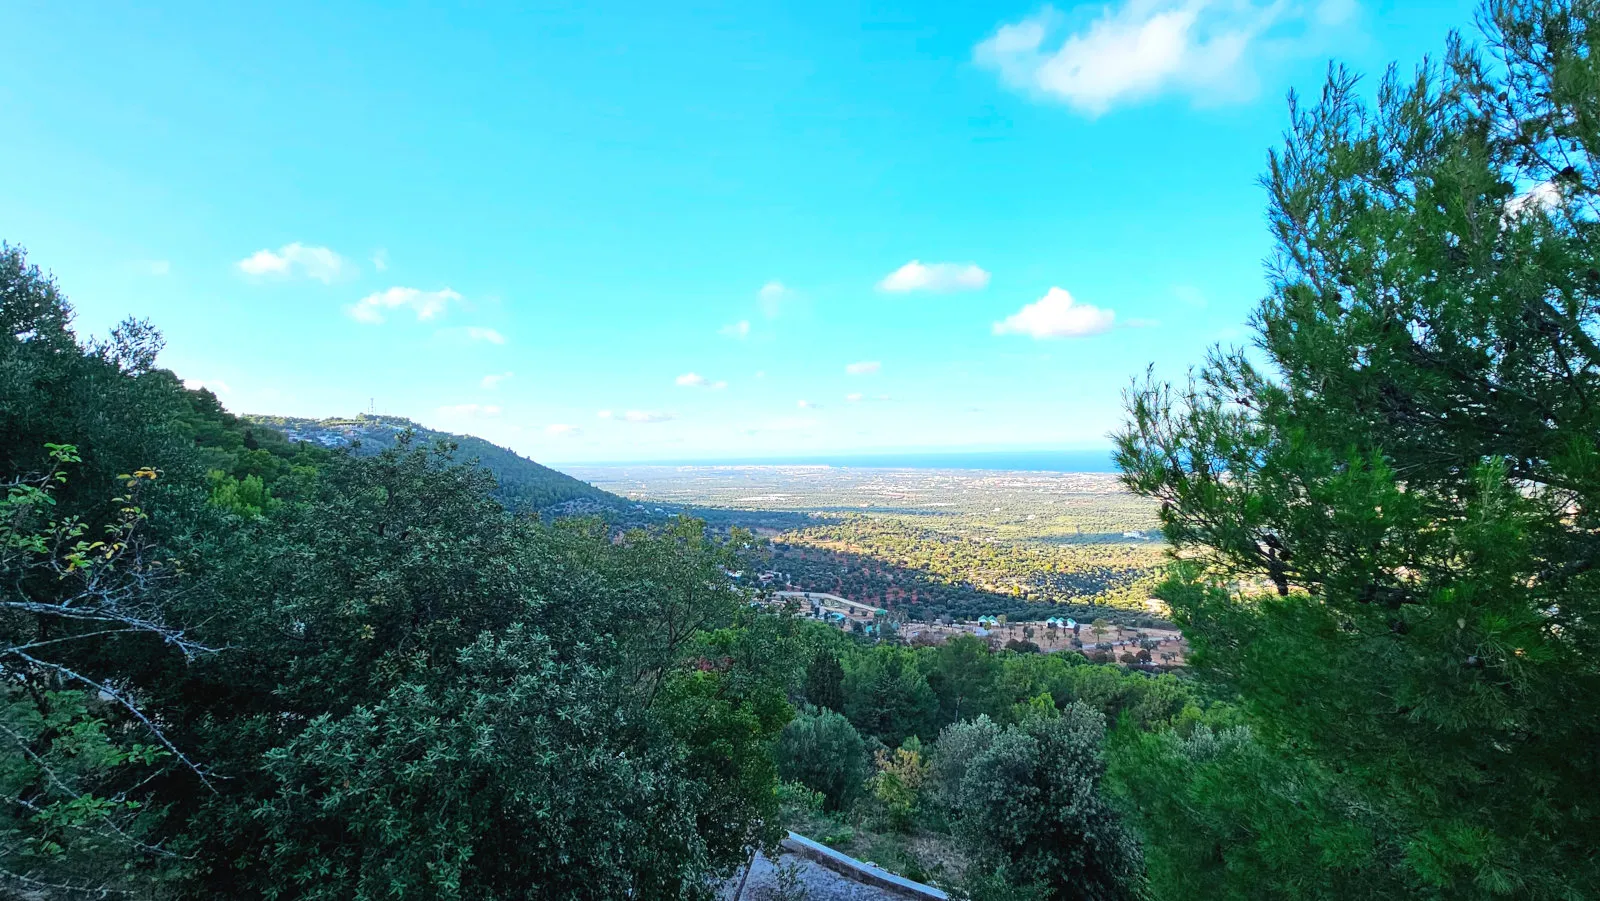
[576,449,1120,474]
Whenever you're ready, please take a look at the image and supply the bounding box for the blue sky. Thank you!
[2,0,1476,463]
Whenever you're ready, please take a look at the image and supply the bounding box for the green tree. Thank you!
[1116,2,1600,896]
[1,447,202,896]
[842,645,938,746]
[774,709,868,812]
[1,249,803,899]
[804,650,846,712]
[868,736,929,833]
[933,709,1142,901]
[1108,716,1406,901]
[925,634,1002,726]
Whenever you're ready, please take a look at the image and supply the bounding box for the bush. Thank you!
[933,709,1142,901]
[775,709,868,811]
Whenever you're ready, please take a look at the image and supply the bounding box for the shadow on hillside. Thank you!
[761,539,1162,630]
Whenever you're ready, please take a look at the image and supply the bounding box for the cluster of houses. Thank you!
[280,428,351,449]
[974,615,1077,629]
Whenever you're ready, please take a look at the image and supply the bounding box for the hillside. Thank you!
[247,413,627,515]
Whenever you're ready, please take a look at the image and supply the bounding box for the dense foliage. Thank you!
[0,243,800,899]
[933,710,1143,901]
[778,627,1194,899]
[775,709,868,812]
[1116,1,1600,897]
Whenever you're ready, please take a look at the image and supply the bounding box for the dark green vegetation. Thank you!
[0,244,1173,901]
[573,465,1167,625]
[774,631,1198,899]
[0,244,798,899]
[1115,1,1600,897]
[8,2,1599,899]
[251,414,627,514]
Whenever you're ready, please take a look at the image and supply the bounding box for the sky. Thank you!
[1,0,1478,463]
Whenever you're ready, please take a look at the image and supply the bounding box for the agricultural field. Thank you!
[568,465,1171,626]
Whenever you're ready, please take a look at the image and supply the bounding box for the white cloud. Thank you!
[1506,180,1561,218]
[974,1,1313,116]
[545,423,582,436]
[624,410,674,423]
[797,399,822,409]
[720,319,752,339]
[845,360,881,375]
[878,260,991,293]
[349,287,463,323]
[464,326,506,344]
[758,281,792,317]
[597,409,615,419]
[140,260,171,276]
[846,392,864,402]
[437,403,501,417]
[481,372,513,389]
[677,372,727,389]
[993,287,1116,338]
[238,243,350,283]
[182,378,231,395]
[371,249,389,272]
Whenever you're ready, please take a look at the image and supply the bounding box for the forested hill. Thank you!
[247,413,626,514]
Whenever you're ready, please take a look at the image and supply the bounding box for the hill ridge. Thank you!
[246,413,626,514]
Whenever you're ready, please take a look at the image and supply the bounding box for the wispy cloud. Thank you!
[976,1,1355,116]
[139,260,171,277]
[845,361,881,375]
[993,287,1116,338]
[624,410,674,423]
[720,319,752,339]
[879,260,990,293]
[464,326,505,344]
[676,372,728,389]
[846,392,864,402]
[758,281,793,318]
[349,287,462,323]
[238,243,350,283]
[797,399,822,410]
[437,403,501,417]
[481,371,513,389]
[545,423,582,436]
[372,249,389,272]
[597,410,615,420]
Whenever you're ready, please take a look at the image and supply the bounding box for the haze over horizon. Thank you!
[3,0,1475,462]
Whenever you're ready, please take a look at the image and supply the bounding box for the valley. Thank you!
[570,464,1172,630]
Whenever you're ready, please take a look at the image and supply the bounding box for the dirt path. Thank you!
[724,850,906,901]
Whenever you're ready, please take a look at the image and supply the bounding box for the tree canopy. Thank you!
[1116,1,1600,896]
[0,243,801,899]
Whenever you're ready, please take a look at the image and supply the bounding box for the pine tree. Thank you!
[1116,1,1600,896]
[804,650,845,712]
